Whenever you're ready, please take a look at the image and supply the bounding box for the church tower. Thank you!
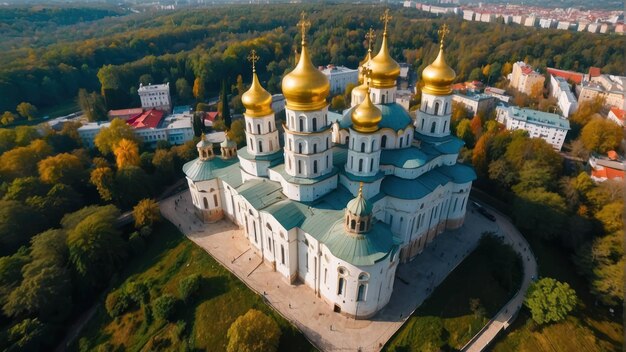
[367,9,400,105]
[352,28,376,107]
[345,183,373,234]
[415,24,456,137]
[239,50,281,178]
[346,70,382,179]
[281,13,334,181]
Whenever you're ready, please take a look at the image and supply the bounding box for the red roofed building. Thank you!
[108,108,143,121]
[608,107,625,127]
[127,109,165,129]
[588,67,601,79]
[546,68,584,85]
[510,61,545,97]
[589,151,626,182]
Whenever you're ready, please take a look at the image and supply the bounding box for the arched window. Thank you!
[313,144,317,153]
[444,102,448,114]
[434,102,440,115]
[430,121,437,133]
[326,155,329,168]
[258,140,263,153]
[326,138,329,149]
[350,219,356,230]
[257,124,261,134]
[371,140,376,150]
[406,136,410,146]
[359,221,365,231]
[399,137,403,147]
[357,284,366,301]
[268,121,272,131]
[443,120,448,131]
[312,117,317,131]
[297,160,302,174]
[203,197,208,209]
[370,161,373,172]
[337,277,345,295]
[345,136,349,145]
[360,142,365,152]
[381,135,387,148]
[421,118,425,130]
[213,194,218,206]
[281,245,285,265]
[298,143,303,154]
[249,138,253,150]
[313,160,318,173]
[299,117,304,132]
[358,159,363,172]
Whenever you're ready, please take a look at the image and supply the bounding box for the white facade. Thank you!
[321,65,359,94]
[138,82,172,113]
[510,61,545,97]
[549,75,578,117]
[452,93,496,116]
[496,105,569,150]
[416,92,452,138]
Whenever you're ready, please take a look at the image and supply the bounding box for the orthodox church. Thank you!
[183,12,476,318]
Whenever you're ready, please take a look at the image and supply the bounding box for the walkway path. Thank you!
[161,190,500,351]
[461,197,538,352]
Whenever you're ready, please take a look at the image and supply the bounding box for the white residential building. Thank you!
[138,82,172,113]
[320,65,359,94]
[549,75,578,117]
[496,105,570,150]
[452,93,497,116]
[510,61,545,97]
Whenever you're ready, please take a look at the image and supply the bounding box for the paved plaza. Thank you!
[161,190,501,351]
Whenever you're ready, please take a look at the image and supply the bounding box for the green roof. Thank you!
[212,162,243,188]
[182,157,238,182]
[381,163,476,200]
[237,148,284,167]
[346,192,371,216]
[270,164,338,185]
[380,147,433,168]
[339,103,413,132]
[237,179,285,209]
[415,132,465,155]
[319,220,397,266]
[506,106,570,130]
[263,200,307,230]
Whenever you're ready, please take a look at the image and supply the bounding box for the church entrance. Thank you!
[333,304,341,313]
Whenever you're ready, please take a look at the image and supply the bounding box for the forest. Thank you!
[0,3,624,113]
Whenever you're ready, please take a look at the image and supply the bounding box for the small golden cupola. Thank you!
[358,27,376,84]
[421,24,456,96]
[368,9,400,89]
[241,50,273,117]
[351,68,382,133]
[281,12,330,111]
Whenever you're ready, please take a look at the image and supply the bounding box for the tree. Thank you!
[6,318,47,352]
[113,138,140,169]
[3,177,48,201]
[37,153,84,184]
[192,77,205,101]
[77,89,108,122]
[330,95,346,111]
[114,166,153,207]
[30,229,68,265]
[14,126,39,146]
[16,102,37,120]
[94,118,139,155]
[0,139,53,181]
[0,200,45,256]
[472,132,492,177]
[579,118,623,154]
[468,67,482,81]
[90,167,115,202]
[524,278,577,325]
[226,309,281,352]
[0,128,16,154]
[229,119,246,147]
[179,274,202,301]
[1,111,15,125]
[66,205,126,289]
[595,201,623,234]
[220,79,232,128]
[133,199,161,229]
[175,78,192,101]
[469,115,482,138]
[501,62,513,77]
[105,290,132,318]
[455,119,475,148]
[138,74,154,86]
[152,148,176,180]
[152,294,177,321]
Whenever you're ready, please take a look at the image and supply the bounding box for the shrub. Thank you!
[227,309,281,352]
[152,294,177,321]
[105,290,132,318]
[127,281,150,305]
[179,274,202,301]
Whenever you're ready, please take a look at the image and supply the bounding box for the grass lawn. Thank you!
[489,237,623,352]
[73,220,315,352]
[383,237,521,352]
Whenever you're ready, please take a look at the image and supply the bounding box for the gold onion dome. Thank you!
[351,86,382,133]
[242,50,273,117]
[281,13,330,111]
[352,81,369,103]
[368,10,400,89]
[358,51,372,84]
[422,24,456,96]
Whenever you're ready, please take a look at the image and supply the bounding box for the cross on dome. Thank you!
[297,11,311,44]
[247,49,260,72]
[365,27,376,53]
[380,9,392,35]
[358,182,364,196]
[438,23,450,48]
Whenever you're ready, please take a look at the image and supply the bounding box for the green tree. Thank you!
[179,274,202,301]
[227,309,281,352]
[455,119,475,147]
[1,111,15,125]
[580,118,623,154]
[30,229,68,265]
[220,79,232,128]
[0,128,16,154]
[114,166,153,207]
[152,148,176,180]
[229,119,246,147]
[330,95,347,111]
[77,89,108,122]
[175,78,192,101]
[66,205,126,289]
[132,199,161,229]
[0,250,29,308]
[0,200,45,256]
[105,290,132,318]
[37,153,84,184]
[94,118,139,155]
[16,102,37,120]
[14,126,39,146]
[0,139,52,181]
[3,177,48,201]
[524,278,577,325]
[152,294,177,321]
[192,112,205,137]
[138,74,154,86]
[6,318,47,352]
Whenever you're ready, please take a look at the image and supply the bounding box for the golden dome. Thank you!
[281,15,330,112]
[242,71,273,117]
[422,24,456,96]
[358,51,372,84]
[368,19,400,89]
[351,87,381,133]
[352,81,369,105]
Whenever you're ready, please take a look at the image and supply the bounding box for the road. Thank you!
[461,198,538,352]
